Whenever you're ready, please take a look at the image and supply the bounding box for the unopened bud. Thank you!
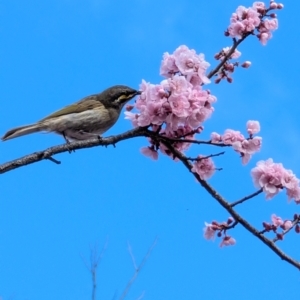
[263,222,272,231]
[241,61,251,68]
[224,30,230,37]
[276,233,283,240]
[277,3,284,9]
[227,77,233,83]
[125,104,134,111]
[295,224,300,234]
[217,232,222,237]
[196,126,204,133]
[214,53,222,60]
[270,2,277,9]
[227,217,234,225]
[270,13,277,18]
[226,63,234,72]
[215,78,222,84]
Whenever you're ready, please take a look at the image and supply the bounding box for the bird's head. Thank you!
[101,85,141,109]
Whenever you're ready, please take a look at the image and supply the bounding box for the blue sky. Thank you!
[1,0,300,299]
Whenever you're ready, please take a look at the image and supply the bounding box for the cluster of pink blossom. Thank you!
[125,45,216,159]
[203,218,236,247]
[126,77,216,131]
[191,155,215,180]
[210,120,262,164]
[227,1,283,45]
[270,214,293,230]
[160,45,211,85]
[261,214,297,240]
[251,159,300,202]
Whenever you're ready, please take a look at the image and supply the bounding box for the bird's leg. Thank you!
[62,132,74,153]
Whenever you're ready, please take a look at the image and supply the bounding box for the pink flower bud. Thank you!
[125,104,134,111]
[270,2,278,9]
[227,217,234,225]
[277,3,284,9]
[246,120,260,135]
[283,220,293,230]
[295,225,300,234]
[241,61,251,68]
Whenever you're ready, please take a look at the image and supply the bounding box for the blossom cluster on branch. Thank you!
[124,1,300,250]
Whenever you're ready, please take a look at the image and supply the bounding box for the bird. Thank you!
[1,85,141,142]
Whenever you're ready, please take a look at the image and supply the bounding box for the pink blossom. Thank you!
[232,137,262,165]
[252,2,266,11]
[283,220,293,230]
[286,184,300,203]
[271,214,283,226]
[258,31,272,45]
[241,153,252,165]
[221,129,245,145]
[140,147,158,160]
[173,45,211,85]
[191,155,215,180]
[211,132,221,143]
[227,2,281,46]
[247,120,260,135]
[220,236,236,247]
[233,137,262,154]
[160,52,178,77]
[228,6,260,39]
[263,18,278,30]
[126,46,218,159]
[228,21,245,39]
[203,222,216,240]
[251,159,300,201]
[251,159,284,199]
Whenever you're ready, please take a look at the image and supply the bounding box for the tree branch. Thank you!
[156,138,300,270]
[0,127,148,174]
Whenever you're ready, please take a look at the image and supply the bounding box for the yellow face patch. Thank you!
[117,93,135,102]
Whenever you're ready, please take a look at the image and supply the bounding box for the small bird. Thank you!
[1,85,141,142]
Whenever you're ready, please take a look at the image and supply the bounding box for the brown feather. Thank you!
[40,95,103,121]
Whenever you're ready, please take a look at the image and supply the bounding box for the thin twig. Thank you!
[119,237,158,300]
[46,156,61,164]
[186,151,225,161]
[230,189,263,207]
[80,239,109,300]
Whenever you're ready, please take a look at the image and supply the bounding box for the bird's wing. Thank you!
[39,95,102,121]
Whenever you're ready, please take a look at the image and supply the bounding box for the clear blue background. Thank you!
[1,1,299,299]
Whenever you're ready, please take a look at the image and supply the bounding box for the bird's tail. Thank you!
[1,123,42,141]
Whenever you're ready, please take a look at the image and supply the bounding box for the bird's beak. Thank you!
[135,90,142,96]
